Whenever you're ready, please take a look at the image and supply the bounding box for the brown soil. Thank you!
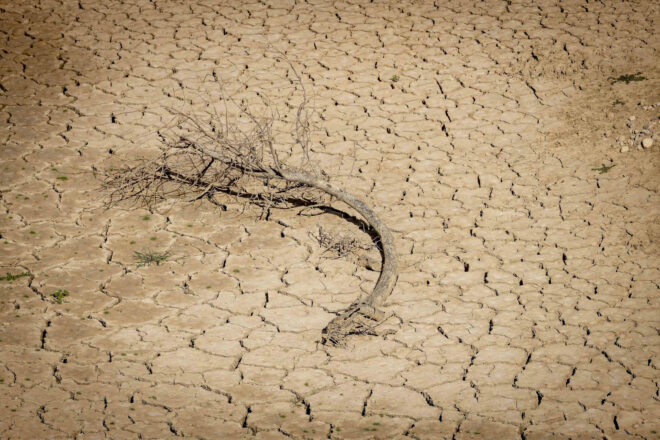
[1,1,659,439]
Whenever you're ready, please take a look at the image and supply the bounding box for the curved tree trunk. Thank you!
[167,141,399,344]
[105,128,398,346]
[279,170,398,345]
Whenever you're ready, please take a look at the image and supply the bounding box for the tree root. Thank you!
[321,303,395,346]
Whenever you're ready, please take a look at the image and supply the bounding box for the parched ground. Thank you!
[1,0,659,439]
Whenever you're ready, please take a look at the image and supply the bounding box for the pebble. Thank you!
[620,145,630,153]
[642,138,653,149]
[629,115,636,121]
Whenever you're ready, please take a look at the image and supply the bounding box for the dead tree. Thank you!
[103,62,397,345]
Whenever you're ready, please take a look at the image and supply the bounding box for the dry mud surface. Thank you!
[1,1,659,439]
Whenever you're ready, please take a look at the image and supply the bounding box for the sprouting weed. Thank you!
[134,250,170,267]
[52,289,69,304]
[0,272,31,282]
[610,72,646,84]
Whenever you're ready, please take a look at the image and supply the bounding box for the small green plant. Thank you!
[610,72,646,85]
[612,99,624,106]
[134,250,170,267]
[142,215,151,221]
[56,176,68,181]
[0,272,31,282]
[232,269,240,273]
[390,75,399,82]
[52,289,69,304]
[592,163,615,174]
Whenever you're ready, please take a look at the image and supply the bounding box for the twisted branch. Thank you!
[102,61,397,345]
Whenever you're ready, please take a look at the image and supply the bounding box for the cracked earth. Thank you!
[1,0,659,439]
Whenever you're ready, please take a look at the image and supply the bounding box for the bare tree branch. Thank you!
[102,59,398,346]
